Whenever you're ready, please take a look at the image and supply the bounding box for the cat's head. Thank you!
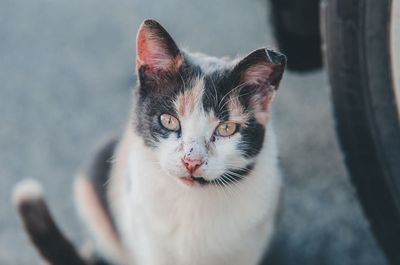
[133,19,286,187]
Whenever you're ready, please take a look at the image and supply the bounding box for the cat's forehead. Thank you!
[174,71,248,126]
[174,76,205,117]
[184,51,235,74]
[164,53,230,118]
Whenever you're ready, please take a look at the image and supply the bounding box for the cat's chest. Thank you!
[125,157,267,233]
[131,182,242,242]
[125,188,255,265]
[117,149,278,265]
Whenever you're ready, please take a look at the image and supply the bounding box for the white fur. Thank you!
[13,179,43,207]
[109,76,282,264]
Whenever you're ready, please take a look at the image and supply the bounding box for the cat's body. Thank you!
[105,126,281,265]
[14,19,286,265]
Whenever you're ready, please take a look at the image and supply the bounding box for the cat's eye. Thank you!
[160,114,180,131]
[215,122,238,137]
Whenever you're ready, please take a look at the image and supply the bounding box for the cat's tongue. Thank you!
[180,176,197,186]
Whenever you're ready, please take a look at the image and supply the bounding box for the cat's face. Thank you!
[134,20,286,187]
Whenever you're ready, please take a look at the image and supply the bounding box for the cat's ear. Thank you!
[233,48,286,112]
[136,19,182,82]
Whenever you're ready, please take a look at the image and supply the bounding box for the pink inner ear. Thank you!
[260,93,275,111]
[240,63,277,115]
[252,93,276,126]
[241,64,274,86]
[136,25,180,72]
[241,63,277,113]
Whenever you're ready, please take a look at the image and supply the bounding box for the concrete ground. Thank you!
[0,0,388,264]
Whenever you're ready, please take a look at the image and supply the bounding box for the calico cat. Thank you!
[13,19,286,265]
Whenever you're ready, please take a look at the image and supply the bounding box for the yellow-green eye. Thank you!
[215,122,238,137]
[160,114,180,131]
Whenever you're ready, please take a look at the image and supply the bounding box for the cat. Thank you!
[13,19,286,265]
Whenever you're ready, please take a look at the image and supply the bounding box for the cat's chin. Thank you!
[179,176,210,187]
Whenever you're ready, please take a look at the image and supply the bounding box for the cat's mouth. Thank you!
[179,163,255,187]
[179,176,210,186]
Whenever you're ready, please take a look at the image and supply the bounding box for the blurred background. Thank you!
[0,0,388,264]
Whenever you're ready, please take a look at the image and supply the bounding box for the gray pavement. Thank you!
[0,0,388,264]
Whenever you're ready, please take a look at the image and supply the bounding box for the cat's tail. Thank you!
[12,179,89,265]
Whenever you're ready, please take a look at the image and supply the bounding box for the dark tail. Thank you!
[13,180,89,265]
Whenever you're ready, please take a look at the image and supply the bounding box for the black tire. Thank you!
[269,0,322,71]
[321,0,400,264]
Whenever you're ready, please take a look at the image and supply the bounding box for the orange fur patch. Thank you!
[75,176,127,263]
[175,78,204,117]
[227,95,248,126]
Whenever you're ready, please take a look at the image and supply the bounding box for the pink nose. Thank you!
[182,158,203,173]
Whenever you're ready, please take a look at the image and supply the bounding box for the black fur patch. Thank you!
[193,163,255,186]
[202,70,233,121]
[84,136,119,235]
[221,162,255,184]
[16,197,88,265]
[238,118,266,158]
[134,52,207,145]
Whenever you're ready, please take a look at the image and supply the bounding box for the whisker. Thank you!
[177,72,187,91]
[217,82,251,110]
[209,77,219,107]
[224,170,244,179]
[217,178,231,201]
[213,179,227,201]
[220,173,243,195]
[218,176,238,198]
[218,89,254,113]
